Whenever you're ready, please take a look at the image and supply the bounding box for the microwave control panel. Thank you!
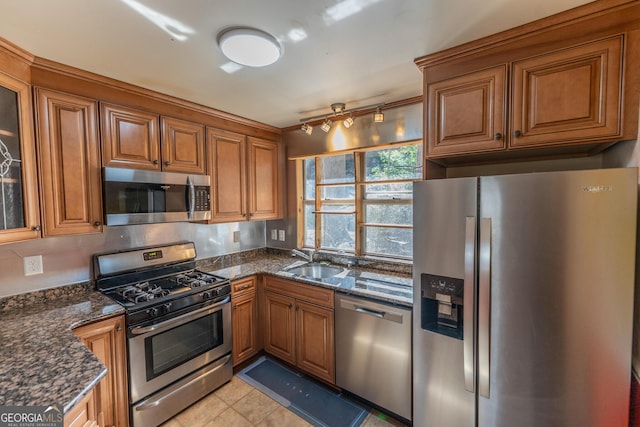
[194,187,211,211]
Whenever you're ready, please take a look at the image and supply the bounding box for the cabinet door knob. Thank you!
[514,130,522,138]
[164,161,170,166]
[288,303,293,309]
[94,221,101,227]
[32,225,41,231]
[153,160,159,165]
[494,133,502,140]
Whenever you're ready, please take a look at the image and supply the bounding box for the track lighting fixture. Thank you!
[299,102,385,135]
[301,123,313,135]
[343,114,355,128]
[374,107,384,123]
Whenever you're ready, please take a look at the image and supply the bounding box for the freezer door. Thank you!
[413,178,477,427]
[478,168,637,427]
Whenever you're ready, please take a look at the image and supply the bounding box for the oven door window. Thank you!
[144,311,223,381]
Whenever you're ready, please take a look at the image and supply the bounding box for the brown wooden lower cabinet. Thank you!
[72,315,129,427]
[263,276,335,384]
[64,388,98,427]
[231,276,261,366]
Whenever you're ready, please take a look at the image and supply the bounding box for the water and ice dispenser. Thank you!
[420,273,464,339]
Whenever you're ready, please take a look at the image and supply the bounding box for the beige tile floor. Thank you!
[160,375,407,427]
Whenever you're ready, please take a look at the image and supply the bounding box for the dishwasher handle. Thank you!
[338,297,405,324]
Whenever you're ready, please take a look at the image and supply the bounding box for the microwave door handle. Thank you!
[187,175,195,220]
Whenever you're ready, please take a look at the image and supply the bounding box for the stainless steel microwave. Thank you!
[103,167,211,226]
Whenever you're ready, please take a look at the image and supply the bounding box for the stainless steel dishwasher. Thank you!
[335,293,412,421]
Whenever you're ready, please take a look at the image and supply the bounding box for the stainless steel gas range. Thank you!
[94,241,232,427]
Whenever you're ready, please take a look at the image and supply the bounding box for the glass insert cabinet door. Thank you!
[0,72,40,244]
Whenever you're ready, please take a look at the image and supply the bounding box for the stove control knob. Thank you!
[147,307,159,318]
[161,303,172,315]
[202,291,212,300]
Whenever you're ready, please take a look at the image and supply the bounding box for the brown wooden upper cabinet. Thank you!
[426,36,624,159]
[510,36,622,149]
[207,128,281,222]
[0,72,41,244]
[35,88,103,236]
[101,102,205,174]
[428,65,507,157]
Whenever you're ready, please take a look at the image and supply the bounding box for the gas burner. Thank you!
[116,282,171,304]
[173,271,221,288]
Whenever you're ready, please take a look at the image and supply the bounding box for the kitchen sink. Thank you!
[286,263,344,279]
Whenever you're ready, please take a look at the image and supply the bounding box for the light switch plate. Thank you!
[24,255,43,276]
[271,229,278,240]
[233,230,241,243]
[278,230,285,241]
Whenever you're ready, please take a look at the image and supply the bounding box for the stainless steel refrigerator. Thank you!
[412,168,638,427]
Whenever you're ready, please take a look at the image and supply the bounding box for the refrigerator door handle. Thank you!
[478,218,492,398]
[463,216,476,393]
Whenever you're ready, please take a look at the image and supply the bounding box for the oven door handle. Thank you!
[129,296,230,336]
[134,354,232,411]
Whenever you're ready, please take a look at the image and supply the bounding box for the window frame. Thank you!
[297,140,422,260]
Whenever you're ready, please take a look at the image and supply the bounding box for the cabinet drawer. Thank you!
[264,276,334,308]
[64,388,98,427]
[231,276,257,297]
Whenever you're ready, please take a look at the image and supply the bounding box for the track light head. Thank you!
[343,115,354,128]
[301,123,313,135]
[321,119,332,133]
[374,107,384,123]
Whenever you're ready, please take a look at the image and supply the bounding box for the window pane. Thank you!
[364,145,423,181]
[364,182,413,200]
[364,226,413,258]
[365,204,412,226]
[319,203,355,213]
[304,203,315,247]
[320,184,355,201]
[320,154,354,184]
[304,158,315,199]
[320,214,355,252]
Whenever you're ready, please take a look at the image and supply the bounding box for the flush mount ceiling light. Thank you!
[217,27,282,67]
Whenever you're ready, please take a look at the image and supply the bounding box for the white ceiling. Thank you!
[0,0,592,128]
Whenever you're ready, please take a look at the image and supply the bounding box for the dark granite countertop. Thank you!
[0,250,410,416]
[200,253,413,307]
[0,288,124,412]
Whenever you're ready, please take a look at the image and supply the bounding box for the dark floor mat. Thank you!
[238,357,367,427]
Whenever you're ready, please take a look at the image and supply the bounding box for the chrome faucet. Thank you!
[291,248,314,262]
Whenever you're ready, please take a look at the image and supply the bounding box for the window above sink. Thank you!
[299,142,422,261]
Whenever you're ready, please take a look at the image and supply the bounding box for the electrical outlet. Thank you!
[233,230,241,243]
[278,230,285,241]
[24,255,43,276]
[270,229,278,240]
